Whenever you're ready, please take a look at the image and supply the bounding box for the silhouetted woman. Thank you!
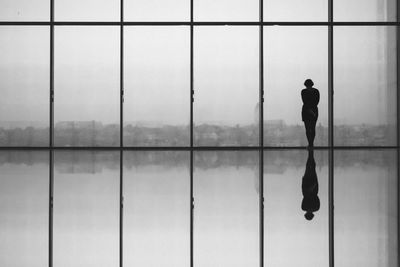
[301,149,320,221]
[301,79,320,148]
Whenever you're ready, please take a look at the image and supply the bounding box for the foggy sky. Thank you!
[0,0,397,127]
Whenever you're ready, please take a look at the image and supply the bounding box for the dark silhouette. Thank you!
[301,79,320,147]
[301,149,320,221]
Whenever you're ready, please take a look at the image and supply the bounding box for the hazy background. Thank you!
[0,0,397,146]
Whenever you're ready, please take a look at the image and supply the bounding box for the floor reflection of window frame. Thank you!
[0,0,399,266]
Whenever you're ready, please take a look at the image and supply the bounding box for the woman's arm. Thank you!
[301,90,306,104]
[315,89,320,105]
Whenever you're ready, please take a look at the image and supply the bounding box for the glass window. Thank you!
[0,151,48,267]
[334,0,396,21]
[124,151,190,266]
[264,26,328,147]
[194,0,258,21]
[0,0,49,21]
[0,27,49,146]
[194,151,259,267]
[54,151,119,267]
[194,26,259,146]
[334,27,397,146]
[55,0,120,21]
[265,0,327,21]
[264,150,329,266]
[54,26,120,147]
[124,27,190,146]
[335,150,398,266]
[124,0,189,21]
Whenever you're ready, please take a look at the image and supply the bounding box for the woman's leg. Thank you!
[304,120,316,147]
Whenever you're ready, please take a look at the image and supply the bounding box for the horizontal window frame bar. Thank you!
[0,21,398,26]
[0,146,397,150]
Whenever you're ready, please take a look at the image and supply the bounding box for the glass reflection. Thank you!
[334,0,396,21]
[335,150,398,267]
[0,27,49,146]
[124,27,190,146]
[264,26,328,147]
[265,0,327,21]
[54,151,119,267]
[301,149,320,221]
[264,150,328,266]
[194,0,258,21]
[55,0,119,21]
[0,0,49,21]
[194,27,259,146]
[334,27,396,146]
[123,151,190,266]
[54,27,120,146]
[194,151,259,267]
[0,151,48,267]
[124,0,189,21]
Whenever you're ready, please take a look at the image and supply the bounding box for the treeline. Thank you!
[0,122,394,146]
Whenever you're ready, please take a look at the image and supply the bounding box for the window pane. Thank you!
[54,27,120,146]
[265,0,327,21]
[54,151,119,267]
[124,151,190,266]
[0,151,48,267]
[194,151,259,267]
[0,27,49,146]
[264,150,329,266]
[124,0,189,21]
[124,27,189,146]
[0,0,49,21]
[55,0,119,21]
[264,27,328,147]
[194,0,258,21]
[334,0,396,21]
[334,27,396,146]
[194,27,259,146]
[335,150,398,266]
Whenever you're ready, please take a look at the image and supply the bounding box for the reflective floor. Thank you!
[0,149,398,267]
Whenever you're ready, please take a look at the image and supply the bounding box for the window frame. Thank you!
[0,1,398,267]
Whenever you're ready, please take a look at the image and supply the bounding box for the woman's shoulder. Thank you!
[312,88,320,94]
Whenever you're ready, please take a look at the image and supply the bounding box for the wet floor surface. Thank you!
[0,149,398,267]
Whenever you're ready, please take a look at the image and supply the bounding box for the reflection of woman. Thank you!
[301,79,320,147]
[301,149,320,221]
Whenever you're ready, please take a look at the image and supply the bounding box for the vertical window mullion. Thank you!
[259,1,264,267]
[397,0,400,263]
[49,149,54,267]
[120,2,124,148]
[190,1,194,267]
[119,149,123,267]
[120,1,124,267]
[328,0,334,267]
[49,0,54,267]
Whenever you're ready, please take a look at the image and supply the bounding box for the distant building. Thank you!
[55,121,102,129]
[254,102,260,124]
[265,119,285,128]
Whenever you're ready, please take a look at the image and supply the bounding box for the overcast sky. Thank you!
[0,0,397,127]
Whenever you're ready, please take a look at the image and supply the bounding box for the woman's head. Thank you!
[304,79,314,88]
[304,211,314,220]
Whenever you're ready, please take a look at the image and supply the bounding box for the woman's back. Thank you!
[301,88,320,108]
